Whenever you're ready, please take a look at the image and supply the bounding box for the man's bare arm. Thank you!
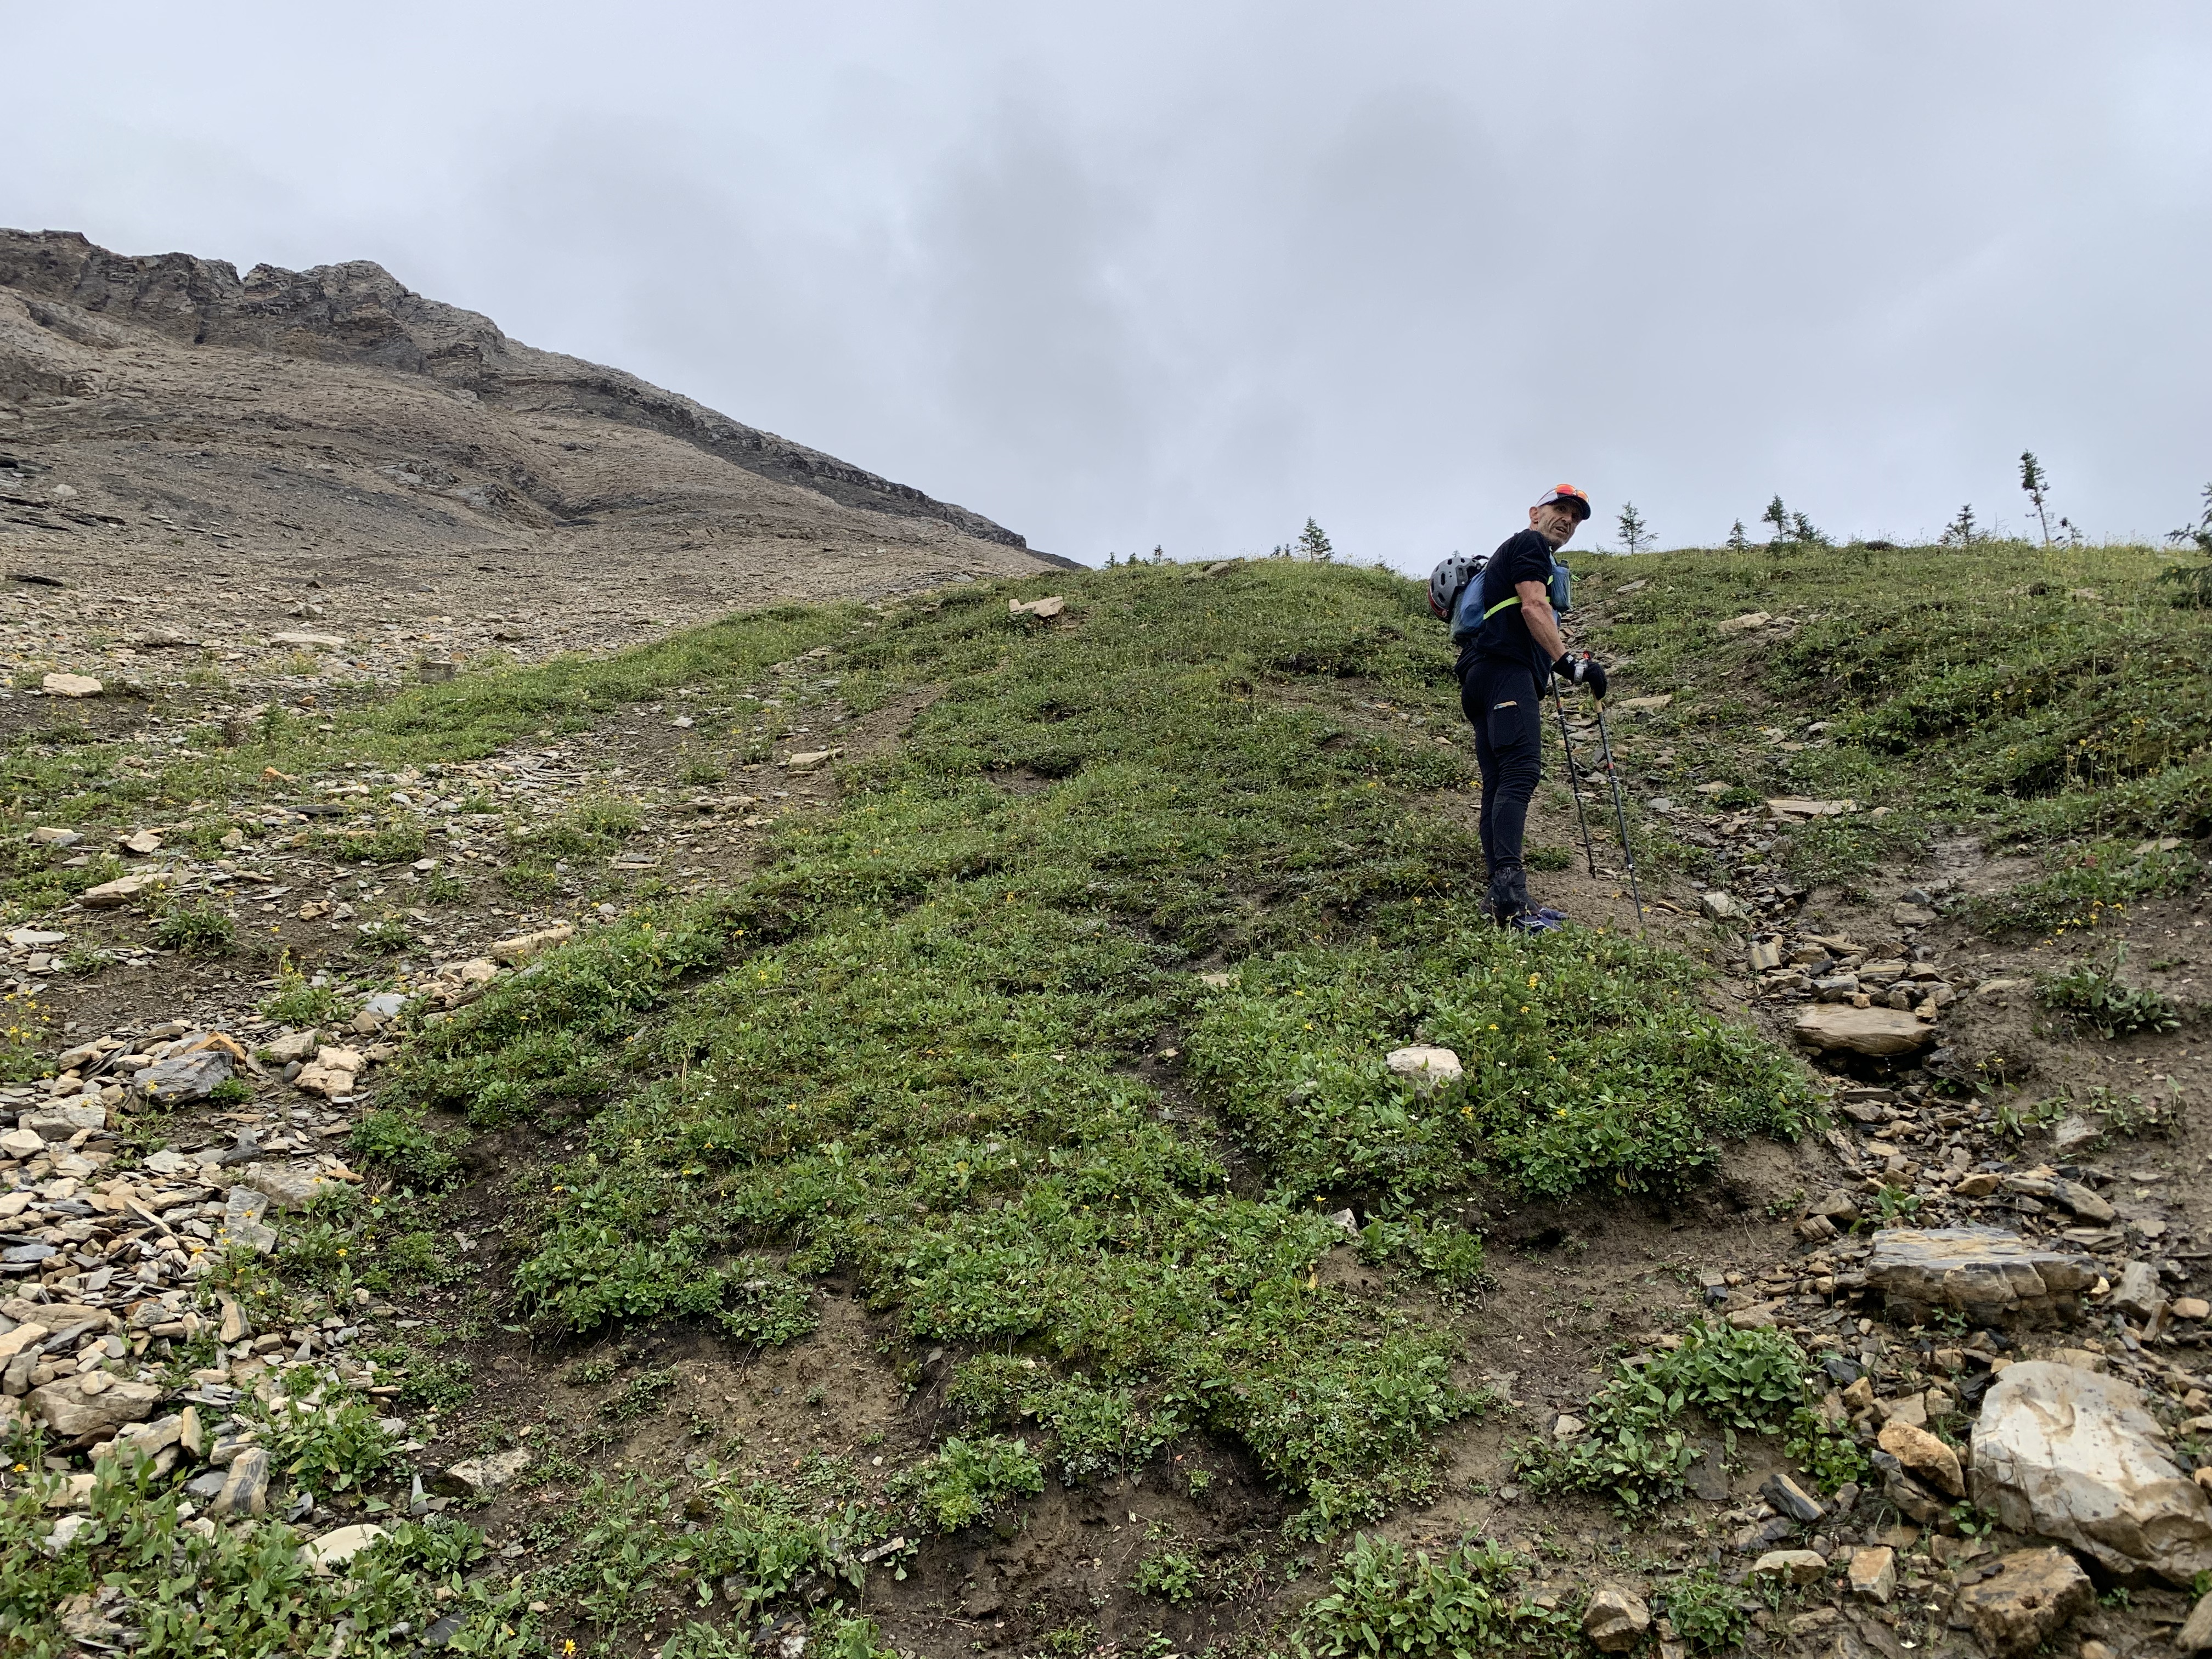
[1515,578,1567,664]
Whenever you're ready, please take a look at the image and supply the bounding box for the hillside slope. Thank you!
[0,229,1065,680]
[0,553,2205,1659]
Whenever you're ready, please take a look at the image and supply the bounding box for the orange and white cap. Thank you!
[1534,484,1592,521]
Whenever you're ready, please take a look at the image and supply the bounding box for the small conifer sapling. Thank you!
[1616,502,1652,555]
[2019,452,2055,546]
[1725,520,1750,552]
[1760,496,1791,543]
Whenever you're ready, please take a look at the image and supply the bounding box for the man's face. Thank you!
[1529,502,1584,548]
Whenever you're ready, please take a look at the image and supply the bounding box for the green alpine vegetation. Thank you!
[1571,538,2211,910]
[381,560,1811,1530]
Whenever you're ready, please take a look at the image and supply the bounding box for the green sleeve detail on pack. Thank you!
[1482,595,1523,620]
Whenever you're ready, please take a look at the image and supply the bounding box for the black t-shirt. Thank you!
[1459,529,1557,677]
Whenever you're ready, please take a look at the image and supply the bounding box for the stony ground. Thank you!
[1,546,2208,1659]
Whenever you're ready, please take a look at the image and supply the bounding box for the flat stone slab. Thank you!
[1865,1227,2098,1326]
[1792,1004,1934,1056]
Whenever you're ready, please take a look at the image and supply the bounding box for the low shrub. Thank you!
[1188,930,1814,1206]
[352,918,417,957]
[512,1225,815,1345]
[1662,1567,1749,1654]
[1519,1321,1814,1509]
[259,1390,405,1496]
[887,1436,1045,1532]
[335,823,427,865]
[1357,1215,1487,1293]
[2039,949,2182,1039]
[260,968,349,1029]
[151,899,236,958]
[597,1368,678,1423]
[1972,842,2200,936]
[1302,1533,1570,1659]
[0,1466,529,1659]
[349,1108,464,1189]
[1131,1548,1203,1604]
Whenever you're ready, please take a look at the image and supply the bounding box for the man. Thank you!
[1451,484,1609,928]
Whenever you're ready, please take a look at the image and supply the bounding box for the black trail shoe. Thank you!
[1486,864,1530,928]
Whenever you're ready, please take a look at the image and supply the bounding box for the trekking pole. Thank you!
[1588,697,1647,933]
[1548,681,1600,877]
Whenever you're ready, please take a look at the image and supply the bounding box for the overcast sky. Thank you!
[5,2,2208,564]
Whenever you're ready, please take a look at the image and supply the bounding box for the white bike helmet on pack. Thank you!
[1427,550,1490,622]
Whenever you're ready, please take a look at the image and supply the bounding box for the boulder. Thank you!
[137,1049,232,1105]
[302,1522,389,1573]
[28,1375,161,1440]
[349,996,404,1034]
[1008,595,1065,619]
[41,673,103,698]
[2051,1114,2100,1154]
[1946,1548,2092,1657]
[1581,1585,1650,1653]
[1864,1228,2098,1326]
[1792,1005,1935,1056]
[293,1060,356,1098]
[1971,1361,2212,1584]
[269,631,346,650]
[431,1446,530,1497]
[1879,1418,1965,1498]
[1384,1045,1463,1091]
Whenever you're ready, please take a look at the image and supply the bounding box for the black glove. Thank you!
[1554,654,1609,698]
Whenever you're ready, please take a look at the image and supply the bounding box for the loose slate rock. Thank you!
[1879,1418,1964,1498]
[1972,1361,2212,1584]
[138,1049,233,1105]
[79,875,150,908]
[1864,1227,2098,1326]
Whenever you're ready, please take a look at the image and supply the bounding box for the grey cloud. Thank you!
[2,0,2205,562]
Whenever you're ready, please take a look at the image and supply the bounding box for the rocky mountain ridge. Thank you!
[1,228,1027,548]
